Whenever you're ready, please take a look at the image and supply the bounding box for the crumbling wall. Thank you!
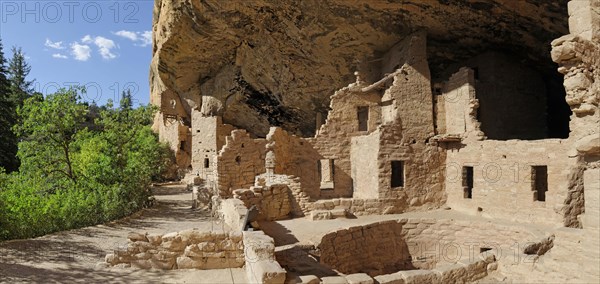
[155,116,191,171]
[379,31,434,142]
[255,173,308,217]
[441,67,484,139]
[582,166,600,280]
[105,230,244,269]
[233,185,292,221]
[552,5,599,138]
[216,130,267,198]
[308,85,381,198]
[265,128,321,200]
[190,113,235,184]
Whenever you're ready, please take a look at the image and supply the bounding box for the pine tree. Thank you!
[0,39,19,172]
[8,46,34,109]
[119,89,133,111]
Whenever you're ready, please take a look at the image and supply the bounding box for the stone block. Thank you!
[458,257,488,281]
[246,260,286,284]
[294,275,320,284]
[310,210,333,220]
[128,232,148,242]
[149,257,176,269]
[374,272,405,284]
[331,208,348,218]
[147,234,163,245]
[345,273,374,284]
[179,229,212,243]
[398,270,440,284]
[433,263,468,283]
[161,232,179,242]
[321,276,347,284]
[161,238,186,251]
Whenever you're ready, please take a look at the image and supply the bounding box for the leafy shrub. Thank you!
[0,88,173,240]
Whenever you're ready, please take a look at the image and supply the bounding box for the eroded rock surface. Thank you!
[150,0,568,154]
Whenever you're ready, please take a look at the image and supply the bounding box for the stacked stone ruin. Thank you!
[103,1,600,283]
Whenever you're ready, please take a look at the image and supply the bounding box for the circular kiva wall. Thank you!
[317,218,540,277]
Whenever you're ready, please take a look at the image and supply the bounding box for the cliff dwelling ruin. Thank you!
[104,0,599,283]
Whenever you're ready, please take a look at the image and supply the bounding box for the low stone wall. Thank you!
[233,184,292,221]
[105,229,244,269]
[220,198,248,231]
[243,230,286,284]
[293,251,496,284]
[308,198,414,217]
[320,221,411,275]
[318,218,539,277]
[255,173,308,217]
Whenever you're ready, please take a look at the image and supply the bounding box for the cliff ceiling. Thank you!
[150,0,569,137]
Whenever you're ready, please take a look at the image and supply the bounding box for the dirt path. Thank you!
[0,185,248,284]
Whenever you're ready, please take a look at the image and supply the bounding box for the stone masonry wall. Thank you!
[190,114,234,183]
[318,218,539,278]
[308,84,381,199]
[319,221,411,276]
[265,128,322,201]
[444,139,577,226]
[380,31,434,142]
[233,184,292,221]
[105,229,244,270]
[377,125,447,206]
[216,130,267,198]
[255,173,308,217]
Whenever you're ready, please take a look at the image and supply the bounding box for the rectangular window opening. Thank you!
[463,166,473,199]
[532,166,548,202]
[391,161,405,188]
[357,106,369,132]
[179,141,186,151]
[204,158,210,168]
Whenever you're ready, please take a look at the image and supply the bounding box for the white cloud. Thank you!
[114,30,152,47]
[81,35,93,44]
[71,43,91,61]
[114,30,138,41]
[45,39,64,50]
[52,53,68,59]
[93,36,117,59]
[141,31,152,47]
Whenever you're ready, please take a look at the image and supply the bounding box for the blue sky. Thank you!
[0,0,154,106]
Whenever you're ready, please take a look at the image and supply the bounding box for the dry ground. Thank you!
[0,184,248,284]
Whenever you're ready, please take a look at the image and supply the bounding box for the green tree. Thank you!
[16,88,87,187]
[7,46,34,108]
[119,89,133,111]
[0,87,174,240]
[0,39,19,172]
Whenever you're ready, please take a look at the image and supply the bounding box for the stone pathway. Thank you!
[0,184,248,284]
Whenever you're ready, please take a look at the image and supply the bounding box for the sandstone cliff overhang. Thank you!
[150,0,569,138]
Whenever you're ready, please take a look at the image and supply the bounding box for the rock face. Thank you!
[150,0,569,167]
